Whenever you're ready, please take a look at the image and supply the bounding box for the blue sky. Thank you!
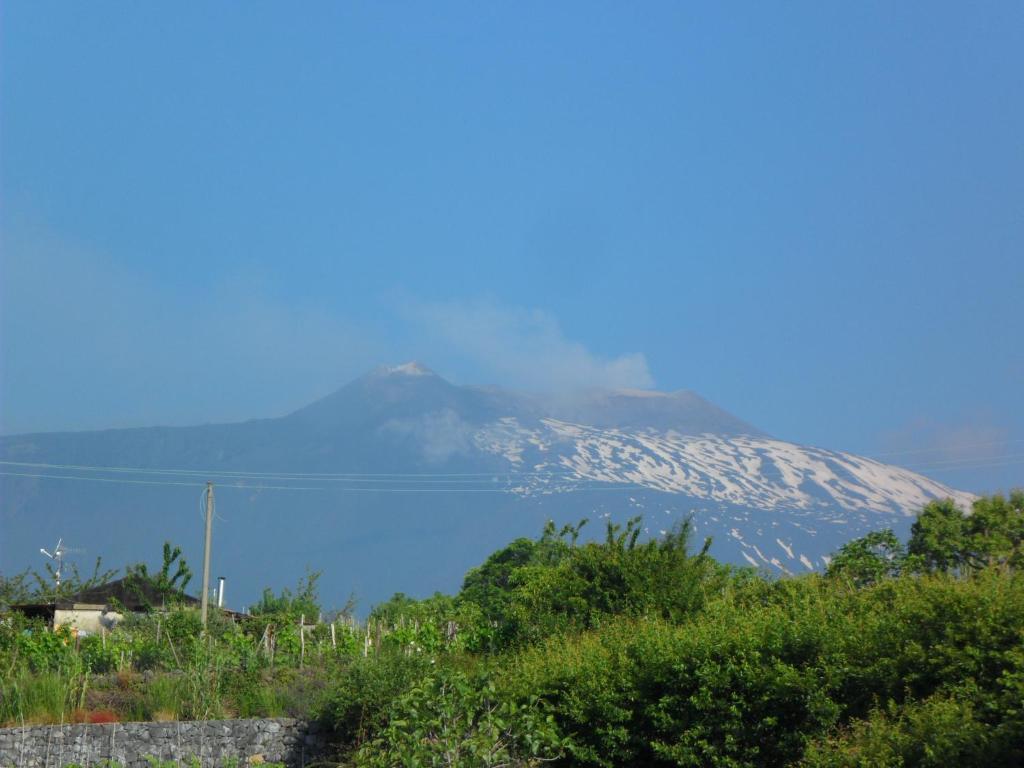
[1,2,1021,493]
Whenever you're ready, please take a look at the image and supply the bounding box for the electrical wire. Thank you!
[902,457,1024,473]
[0,470,641,493]
[0,459,577,479]
[0,471,317,490]
[865,437,1024,459]
[2,443,1020,497]
[897,453,1024,471]
[0,460,581,485]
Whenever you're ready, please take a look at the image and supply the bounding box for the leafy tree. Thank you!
[826,529,904,586]
[962,490,1024,570]
[125,541,193,608]
[459,519,585,630]
[908,492,1024,574]
[497,517,719,646]
[30,557,119,603]
[369,591,456,625]
[460,538,555,613]
[0,569,32,608]
[907,498,969,573]
[250,569,322,621]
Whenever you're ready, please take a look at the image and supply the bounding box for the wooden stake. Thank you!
[260,624,270,656]
[166,633,181,668]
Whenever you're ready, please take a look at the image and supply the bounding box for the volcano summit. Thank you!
[0,364,972,608]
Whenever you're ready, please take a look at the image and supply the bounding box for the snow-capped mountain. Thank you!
[474,418,967,515]
[470,417,972,572]
[0,363,972,608]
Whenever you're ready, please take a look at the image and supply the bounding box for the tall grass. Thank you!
[0,670,87,726]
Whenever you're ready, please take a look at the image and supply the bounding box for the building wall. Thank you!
[0,718,327,768]
[53,605,105,634]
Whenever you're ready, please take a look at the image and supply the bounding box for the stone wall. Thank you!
[0,718,327,767]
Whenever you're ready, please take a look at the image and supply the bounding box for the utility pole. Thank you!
[200,481,214,631]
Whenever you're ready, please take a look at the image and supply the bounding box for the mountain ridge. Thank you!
[0,363,972,610]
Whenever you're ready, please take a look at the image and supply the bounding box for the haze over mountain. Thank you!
[0,364,973,611]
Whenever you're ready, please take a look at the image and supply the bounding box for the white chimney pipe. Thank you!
[217,576,225,608]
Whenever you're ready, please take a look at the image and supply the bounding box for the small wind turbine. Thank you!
[39,538,81,588]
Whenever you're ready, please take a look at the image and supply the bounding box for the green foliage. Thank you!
[505,592,840,767]
[800,694,1011,768]
[494,517,721,646]
[960,490,1024,570]
[0,569,33,608]
[502,566,1024,767]
[907,492,1024,574]
[0,669,89,726]
[124,541,193,609]
[353,667,564,768]
[460,519,585,621]
[139,759,284,768]
[318,651,436,757]
[0,601,349,725]
[5,492,1024,768]
[30,557,119,604]
[826,529,904,586]
[249,569,322,622]
[360,517,723,655]
[828,492,1024,587]
[907,498,968,573]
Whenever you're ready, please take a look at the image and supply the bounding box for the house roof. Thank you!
[9,576,248,619]
[66,575,200,610]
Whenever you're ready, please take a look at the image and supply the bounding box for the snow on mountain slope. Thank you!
[0,364,978,602]
[469,417,973,516]
[461,415,976,575]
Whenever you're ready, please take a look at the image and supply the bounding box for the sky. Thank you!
[1,2,1022,494]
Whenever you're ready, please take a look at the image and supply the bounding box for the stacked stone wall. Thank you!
[0,718,326,767]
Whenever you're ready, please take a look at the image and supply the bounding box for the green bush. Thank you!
[4,494,1024,766]
[502,568,1024,768]
[466,517,725,649]
[317,650,436,757]
[801,694,996,768]
[352,667,564,768]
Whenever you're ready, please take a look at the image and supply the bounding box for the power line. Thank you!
[6,439,1022,481]
[898,452,1024,471]
[865,437,1024,459]
[0,460,578,480]
[902,457,1024,473]
[0,470,640,493]
[0,471,317,490]
[0,463,581,486]
[2,446,1018,497]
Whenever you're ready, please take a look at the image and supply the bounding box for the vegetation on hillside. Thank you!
[1,491,1022,767]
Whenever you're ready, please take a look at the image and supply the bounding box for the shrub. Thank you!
[477,518,724,649]
[352,667,564,768]
[503,568,1024,768]
[317,651,436,757]
[801,695,995,768]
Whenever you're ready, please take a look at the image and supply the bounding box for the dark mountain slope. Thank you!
[0,364,971,612]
